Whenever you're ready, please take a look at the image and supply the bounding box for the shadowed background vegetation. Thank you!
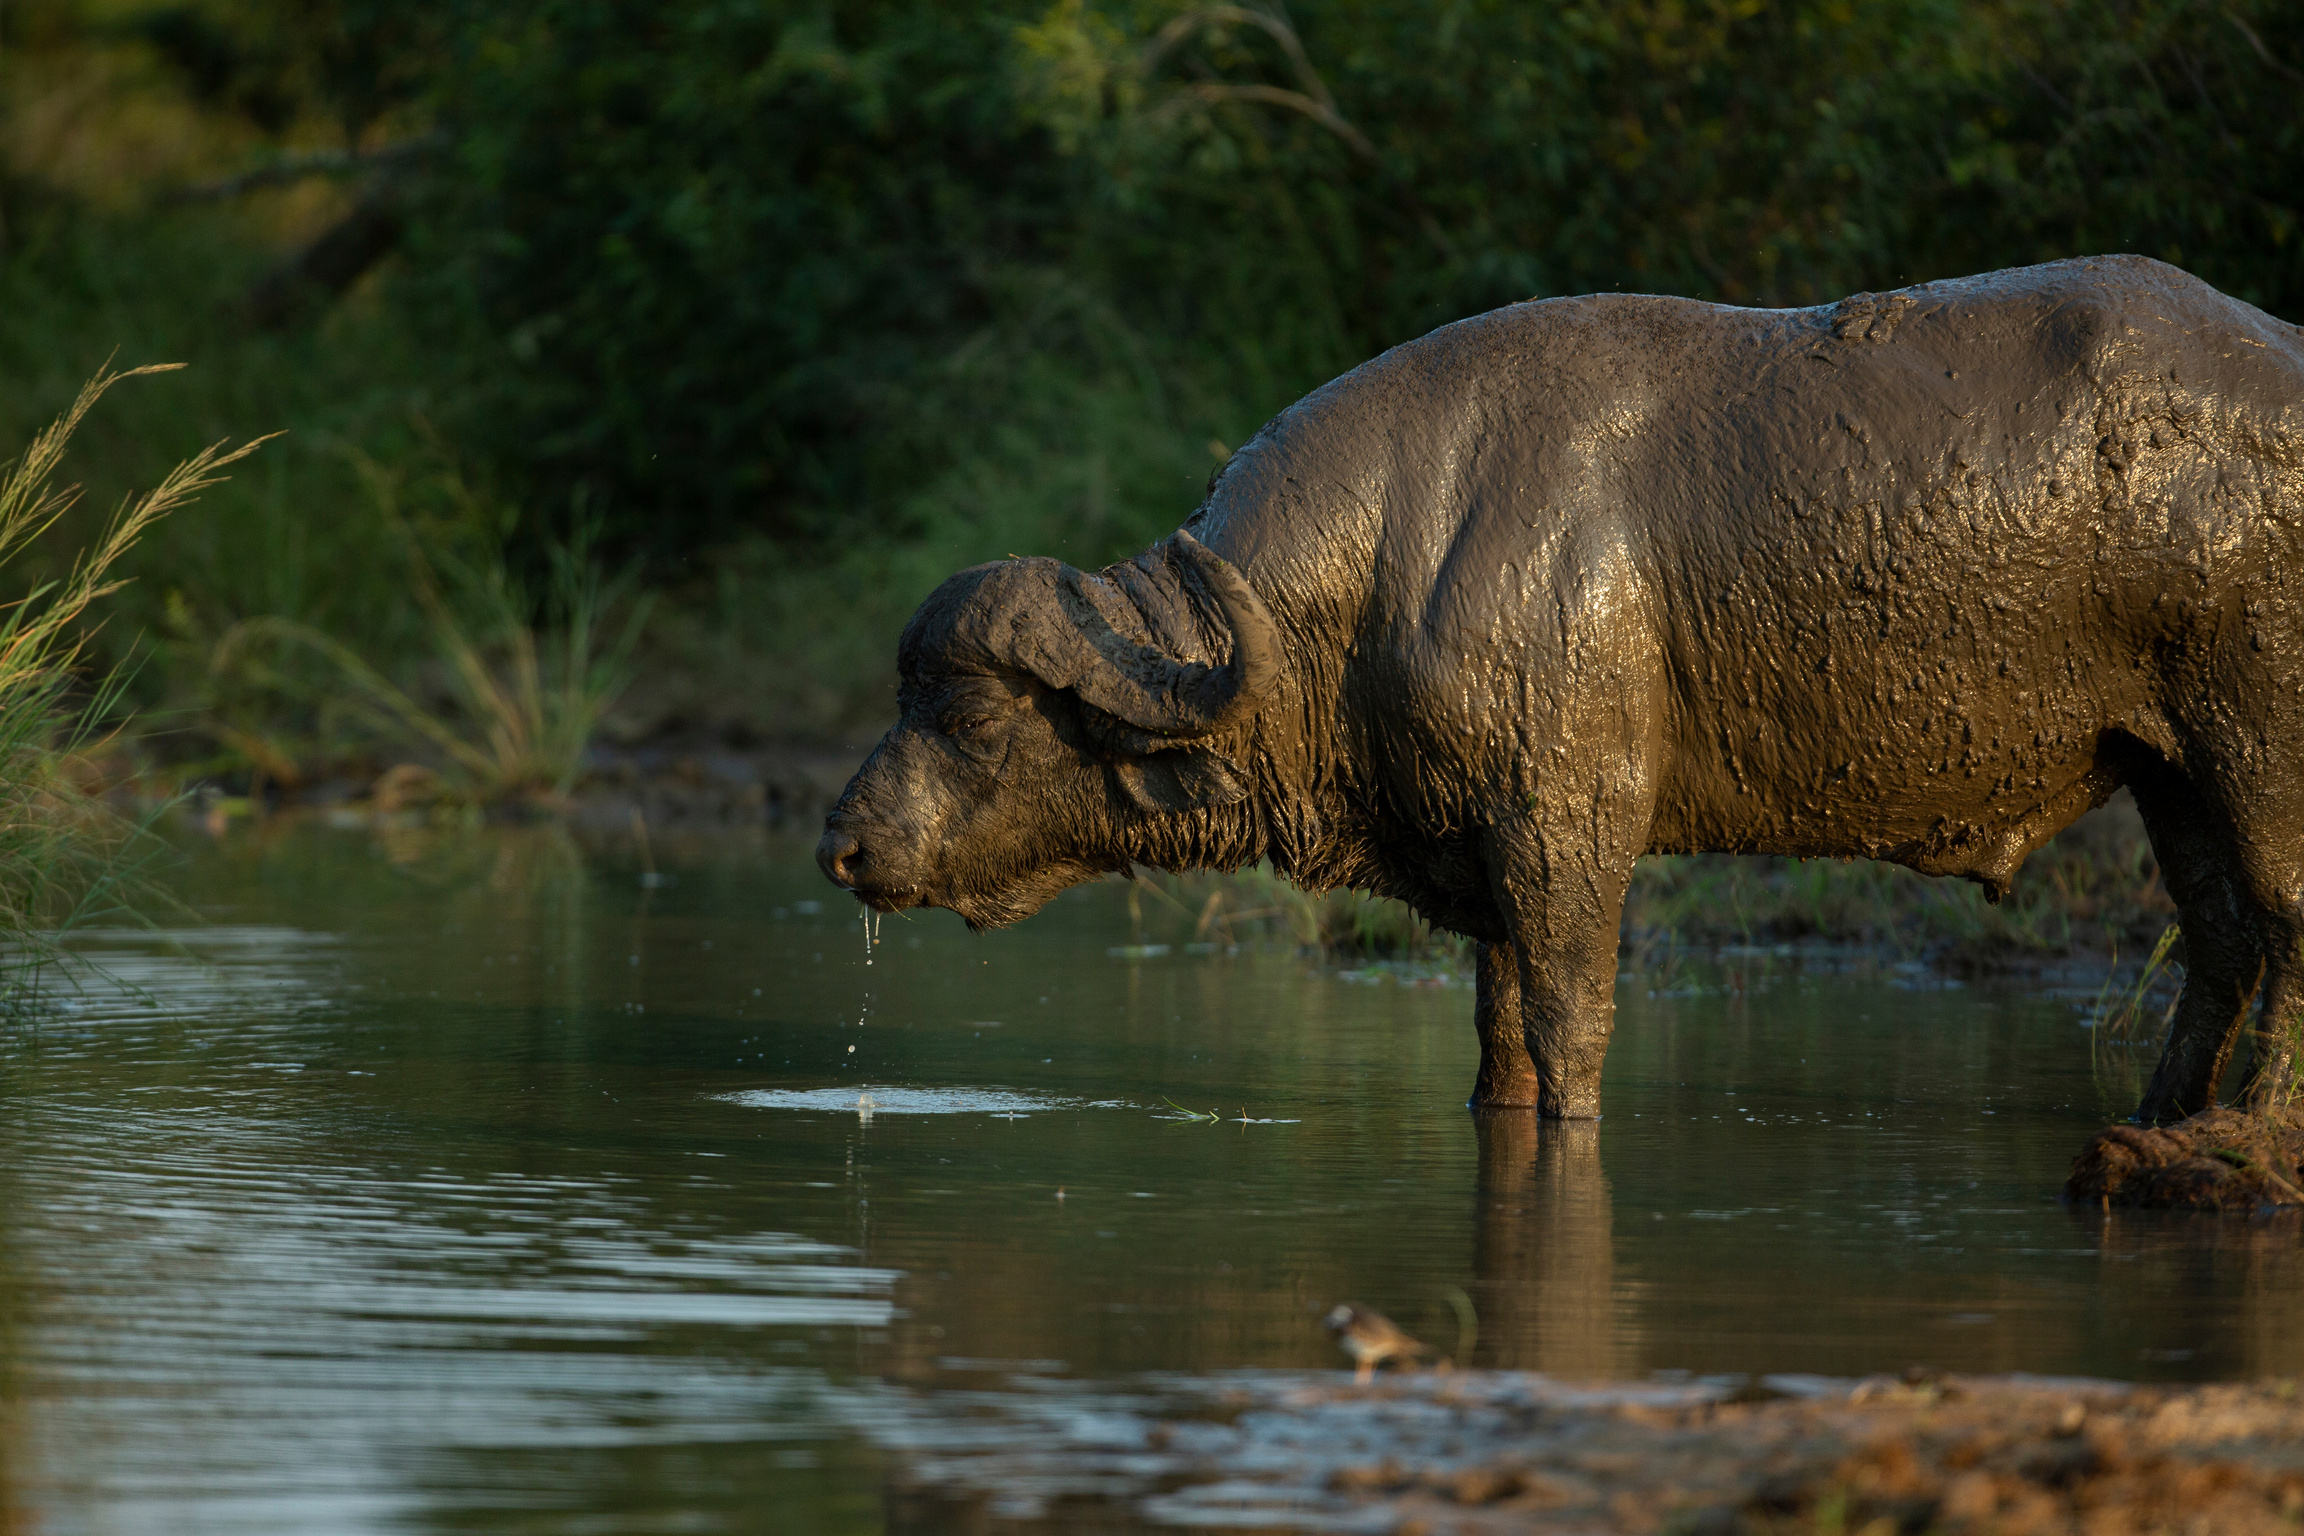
[0,0,2294,955]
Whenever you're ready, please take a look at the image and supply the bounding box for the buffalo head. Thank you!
[816,530,1282,927]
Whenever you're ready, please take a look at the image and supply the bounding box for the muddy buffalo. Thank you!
[819,257,2304,1123]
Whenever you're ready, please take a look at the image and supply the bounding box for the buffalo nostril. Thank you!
[817,830,864,888]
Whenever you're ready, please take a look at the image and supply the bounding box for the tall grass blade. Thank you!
[0,363,269,1009]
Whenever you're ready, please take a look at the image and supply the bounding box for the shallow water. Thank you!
[0,821,2294,1533]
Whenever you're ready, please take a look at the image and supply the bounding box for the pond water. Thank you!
[0,821,2295,1533]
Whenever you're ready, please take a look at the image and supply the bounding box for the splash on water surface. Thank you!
[720,1086,1124,1116]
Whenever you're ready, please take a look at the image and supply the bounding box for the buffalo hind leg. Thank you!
[1469,938,1539,1108]
[2243,920,2304,1109]
[2130,763,2266,1123]
[1483,812,1641,1120]
[2219,795,2304,1110]
[2239,921,2304,1109]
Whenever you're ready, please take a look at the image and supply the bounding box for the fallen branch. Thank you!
[245,187,406,329]
[1153,81,1377,161]
[165,135,446,204]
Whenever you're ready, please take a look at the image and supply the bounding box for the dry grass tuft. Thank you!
[212,521,647,810]
[0,363,268,1000]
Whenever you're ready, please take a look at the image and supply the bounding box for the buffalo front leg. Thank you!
[1483,810,1642,1120]
[1469,938,1539,1107]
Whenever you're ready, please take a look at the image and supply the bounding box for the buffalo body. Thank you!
[821,257,2304,1121]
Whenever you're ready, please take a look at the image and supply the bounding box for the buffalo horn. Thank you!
[1057,530,1283,741]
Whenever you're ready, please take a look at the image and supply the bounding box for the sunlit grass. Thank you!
[0,362,267,1002]
[2088,925,2182,1041]
[2251,1010,2304,1116]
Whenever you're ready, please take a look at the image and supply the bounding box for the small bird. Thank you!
[1324,1303,1429,1384]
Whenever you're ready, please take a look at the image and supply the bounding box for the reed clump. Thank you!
[0,364,266,999]
[210,516,649,812]
[2088,925,2184,1042]
[2246,1009,2304,1117]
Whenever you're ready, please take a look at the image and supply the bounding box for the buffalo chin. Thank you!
[945,860,1109,931]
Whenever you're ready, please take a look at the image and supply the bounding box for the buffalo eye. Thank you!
[938,681,1035,740]
[936,693,1005,738]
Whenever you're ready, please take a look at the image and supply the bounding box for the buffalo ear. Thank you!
[1109,748,1249,816]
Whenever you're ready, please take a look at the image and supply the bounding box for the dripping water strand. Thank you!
[851,908,880,1058]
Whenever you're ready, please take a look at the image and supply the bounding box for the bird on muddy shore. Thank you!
[1323,1303,1429,1384]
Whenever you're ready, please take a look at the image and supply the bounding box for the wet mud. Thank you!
[889,1371,2304,1535]
[2068,1107,2304,1209]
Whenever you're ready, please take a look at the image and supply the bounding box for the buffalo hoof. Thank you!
[2132,1090,2208,1127]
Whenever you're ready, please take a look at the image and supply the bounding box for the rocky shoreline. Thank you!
[887,1369,2304,1534]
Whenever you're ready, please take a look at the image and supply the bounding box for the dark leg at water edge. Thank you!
[2239,918,2304,1110]
[1483,812,1637,1120]
[1469,939,1539,1108]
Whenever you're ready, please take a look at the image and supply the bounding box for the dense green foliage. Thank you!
[4,0,2302,749]
[407,0,2304,554]
[424,3,1080,548]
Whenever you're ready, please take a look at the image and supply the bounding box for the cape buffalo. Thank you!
[819,256,2304,1123]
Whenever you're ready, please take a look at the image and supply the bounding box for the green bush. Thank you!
[415,0,1088,551]
[408,0,2304,558]
[8,0,2303,754]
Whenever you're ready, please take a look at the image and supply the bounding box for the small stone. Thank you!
[1444,1466,1523,1504]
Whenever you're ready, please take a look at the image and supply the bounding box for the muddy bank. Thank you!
[887,1370,2304,1534]
[566,739,866,831]
[202,740,872,831]
[2069,1108,2304,1209]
